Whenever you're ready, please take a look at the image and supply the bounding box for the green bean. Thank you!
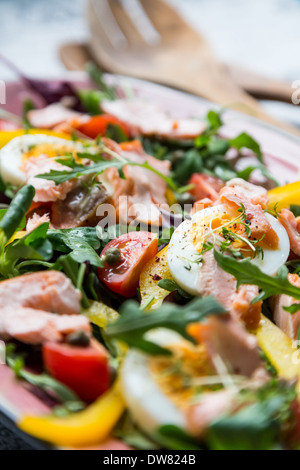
[0,185,35,246]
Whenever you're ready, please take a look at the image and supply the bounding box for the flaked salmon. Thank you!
[225,178,269,209]
[219,186,279,249]
[0,271,90,345]
[101,139,170,227]
[28,104,81,129]
[101,99,207,139]
[273,273,300,339]
[22,156,73,203]
[279,209,300,256]
[197,249,262,330]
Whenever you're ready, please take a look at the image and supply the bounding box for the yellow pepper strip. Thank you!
[18,381,125,448]
[0,130,70,149]
[256,315,300,395]
[166,187,177,206]
[6,230,27,246]
[268,181,300,212]
[83,301,119,329]
[139,245,173,311]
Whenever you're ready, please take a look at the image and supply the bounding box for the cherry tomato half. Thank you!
[76,115,129,139]
[42,342,111,403]
[98,231,158,298]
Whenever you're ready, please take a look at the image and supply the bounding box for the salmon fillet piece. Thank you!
[273,273,300,339]
[225,178,269,209]
[197,249,262,330]
[101,138,170,227]
[28,104,81,129]
[101,99,207,139]
[22,156,73,203]
[219,186,279,249]
[279,208,300,256]
[0,271,90,345]
[188,316,263,377]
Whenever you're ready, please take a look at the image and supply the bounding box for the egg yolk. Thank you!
[22,143,80,163]
[150,342,215,410]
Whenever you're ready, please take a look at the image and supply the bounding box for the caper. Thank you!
[66,330,90,347]
[103,247,122,266]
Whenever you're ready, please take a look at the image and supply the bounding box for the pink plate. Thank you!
[1,71,300,445]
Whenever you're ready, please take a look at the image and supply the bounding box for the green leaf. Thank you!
[158,279,192,299]
[105,297,226,355]
[290,205,300,218]
[86,62,116,100]
[36,155,179,192]
[206,110,223,134]
[206,379,295,450]
[172,149,203,185]
[77,89,107,115]
[214,249,300,306]
[105,123,129,143]
[155,425,203,450]
[47,227,102,268]
[230,132,263,163]
[6,345,84,406]
[36,157,125,185]
[283,304,300,314]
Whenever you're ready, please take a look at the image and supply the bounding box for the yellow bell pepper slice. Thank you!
[0,130,71,149]
[268,181,300,212]
[256,315,300,394]
[83,301,119,329]
[139,245,173,310]
[6,230,27,246]
[18,381,125,447]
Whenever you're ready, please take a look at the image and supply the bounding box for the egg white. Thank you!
[0,135,84,187]
[121,329,188,435]
[167,204,290,297]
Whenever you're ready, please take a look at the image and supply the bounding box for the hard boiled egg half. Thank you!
[121,329,213,436]
[167,204,290,297]
[0,134,85,187]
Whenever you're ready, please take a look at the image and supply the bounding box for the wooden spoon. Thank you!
[84,0,298,135]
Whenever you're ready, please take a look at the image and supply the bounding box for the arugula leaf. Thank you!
[158,279,192,299]
[105,297,226,355]
[230,132,263,163]
[214,249,300,310]
[36,156,179,192]
[206,379,295,450]
[36,157,125,185]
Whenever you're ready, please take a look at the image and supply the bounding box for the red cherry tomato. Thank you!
[98,231,158,298]
[42,342,111,403]
[76,115,129,139]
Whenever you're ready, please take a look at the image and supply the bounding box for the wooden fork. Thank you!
[86,0,299,135]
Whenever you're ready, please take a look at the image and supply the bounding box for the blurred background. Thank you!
[0,0,299,125]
